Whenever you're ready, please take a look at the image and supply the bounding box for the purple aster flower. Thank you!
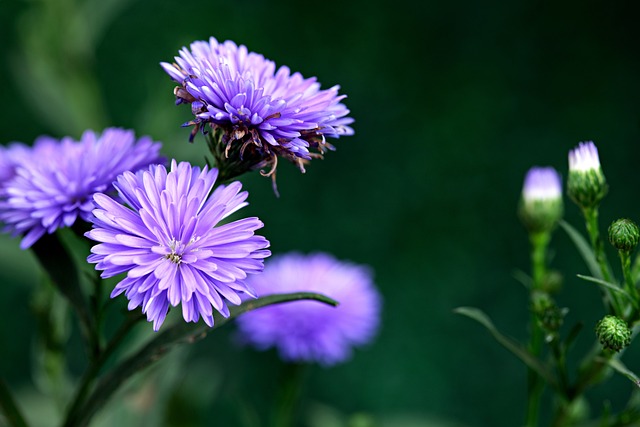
[161,37,354,179]
[85,160,271,331]
[0,128,163,249]
[236,252,381,366]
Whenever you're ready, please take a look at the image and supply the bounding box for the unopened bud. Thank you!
[608,218,639,252]
[567,141,608,209]
[519,167,563,232]
[595,315,631,352]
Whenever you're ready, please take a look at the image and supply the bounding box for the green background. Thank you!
[1,0,640,425]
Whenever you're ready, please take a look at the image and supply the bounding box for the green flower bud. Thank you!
[518,167,563,232]
[608,218,640,252]
[532,293,566,332]
[595,315,631,352]
[567,141,608,209]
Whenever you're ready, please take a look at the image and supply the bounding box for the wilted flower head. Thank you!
[0,128,163,249]
[85,160,270,331]
[161,37,354,180]
[236,252,381,366]
[519,167,563,232]
[567,141,608,209]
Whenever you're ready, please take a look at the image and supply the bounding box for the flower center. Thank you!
[163,237,200,264]
[166,252,182,264]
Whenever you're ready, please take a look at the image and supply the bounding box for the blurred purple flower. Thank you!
[236,252,381,366]
[85,160,271,331]
[161,37,354,177]
[522,167,562,202]
[0,128,163,249]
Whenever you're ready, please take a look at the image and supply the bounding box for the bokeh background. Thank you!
[1,0,640,426]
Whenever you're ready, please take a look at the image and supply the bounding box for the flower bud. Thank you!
[608,218,640,252]
[567,141,608,209]
[532,292,566,332]
[595,315,631,352]
[518,167,563,233]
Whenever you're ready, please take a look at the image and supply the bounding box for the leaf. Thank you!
[65,292,338,427]
[559,220,602,280]
[512,269,533,289]
[602,357,640,387]
[576,274,637,309]
[454,307,557,387]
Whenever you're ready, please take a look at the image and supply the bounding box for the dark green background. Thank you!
[1,0,640,425]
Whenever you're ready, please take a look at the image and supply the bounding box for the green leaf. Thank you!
[559,220,602,279]
[64,292,338,427]
[512,269,533,289]
[602,357,640,387]
[454,307,557,388]
[576,274,637,309]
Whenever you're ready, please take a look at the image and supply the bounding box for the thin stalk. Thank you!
[62,312,145,427]
[525,231,550,427]
[619,251,638,303]
[583,207,622,314]
[271,363,306,427]
[65,292,338,427]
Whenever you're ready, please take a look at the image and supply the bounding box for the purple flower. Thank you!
[161,37,354,177]
[85,160,271,331]
[0,128,163,249]
[236,252,381,366]
[522,167,562,202]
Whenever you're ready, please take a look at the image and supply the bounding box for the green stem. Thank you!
[583,207,621,314]
[65,292,338,427]
[525,232,551,427]
[0,378,29,427]
[62,312,145,427]
[619,250,638,304]
[272,363,306,427]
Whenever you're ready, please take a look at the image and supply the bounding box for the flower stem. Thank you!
[583,207,621,314]
[525,231,550,427]
[62,312,145,427]
[272,363,306,427]
[619,250,638,304]
[63,292,338,427]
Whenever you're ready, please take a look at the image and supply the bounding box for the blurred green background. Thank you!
[1,0,640,425]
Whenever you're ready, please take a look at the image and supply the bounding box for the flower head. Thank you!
[236,252,381,366]
[161,37,354,179]
[0,128,163,249]
[519,167,563,232]
[85,160,270,331]
[567,141,608,209]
